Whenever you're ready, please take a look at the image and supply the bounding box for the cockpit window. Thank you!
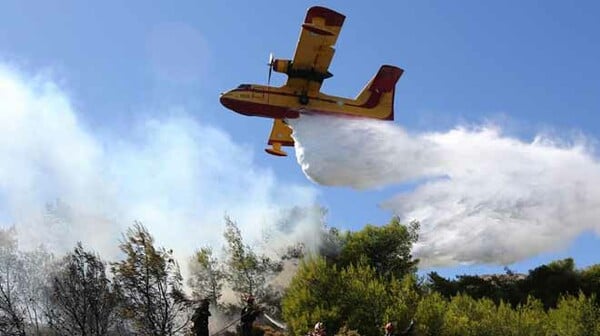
[237,84,251,89]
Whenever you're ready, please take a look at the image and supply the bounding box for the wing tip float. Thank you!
[265,146,288,157]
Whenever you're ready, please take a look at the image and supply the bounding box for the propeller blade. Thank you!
[267,52,274,103]
[267,52,274,86]
[268,66,272,86]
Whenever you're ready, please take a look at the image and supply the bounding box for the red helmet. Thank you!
[384,322,394,331]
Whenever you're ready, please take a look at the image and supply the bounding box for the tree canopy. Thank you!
[337,217,419,280]
[282,217,421,336]
[47,243,118,336]
[2,212,600,336]
[428,257,600,310]
[111,222,189,336]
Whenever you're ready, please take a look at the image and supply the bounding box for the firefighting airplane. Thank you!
[220,6,404,157]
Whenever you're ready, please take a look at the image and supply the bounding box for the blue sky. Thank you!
[1,0,600,278]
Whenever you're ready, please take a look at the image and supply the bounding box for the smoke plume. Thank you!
[0,64,320,268]
[289,114,600,267]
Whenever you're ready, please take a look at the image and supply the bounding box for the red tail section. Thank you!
[355,65,404,120]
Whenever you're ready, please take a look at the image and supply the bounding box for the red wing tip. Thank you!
[306,6,345,27]
[380,65,405,77]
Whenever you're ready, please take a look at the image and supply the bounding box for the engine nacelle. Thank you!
[272,59,291,74]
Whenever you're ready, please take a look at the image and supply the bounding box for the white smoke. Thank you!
[0,64,320,267]
[289,114,600,267]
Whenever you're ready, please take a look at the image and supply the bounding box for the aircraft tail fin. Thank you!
[354,65,403,120]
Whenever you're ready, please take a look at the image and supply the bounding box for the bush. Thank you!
[547,293,600,336]
[415,292,446,336]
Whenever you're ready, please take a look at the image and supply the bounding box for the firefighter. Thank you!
[384,322,394,336]
[240,295,260,336]
[191,299,211,336]
[384,320,414,336]
[312,322,326,336]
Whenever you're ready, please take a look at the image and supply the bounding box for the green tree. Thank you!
[581,264,600,304]
[383,274,421,333]
[283,260,419,336]
[339,262,388,336]
[477,300,516,336]
[188,246,224,307]
[427,258,600,310]
[441,294,499,336]
[414,292,447,336]
[514,297,549,336]
[547,293,600,336]
[427,272,458,299]
[521,258,582,309]
[283,217,421,336]
[222,216,282,302]
[111,222,189,336]
[337,217,419,280]
[47,242,119,336]
[281,257,344,336]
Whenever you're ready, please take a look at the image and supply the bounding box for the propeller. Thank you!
[267,52,275,86]
[267,52,275,103]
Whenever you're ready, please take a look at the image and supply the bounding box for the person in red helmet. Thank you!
[384,322,394,336]
[240,295,260,336]
[384,320,414,336]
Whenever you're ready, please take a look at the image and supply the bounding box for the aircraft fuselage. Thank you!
[219,83,394,121]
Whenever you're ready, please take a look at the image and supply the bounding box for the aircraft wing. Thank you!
[265,119,294,156]
[285,6,346,94]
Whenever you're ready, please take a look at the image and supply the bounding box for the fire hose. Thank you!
[210,316,242,336]
[263,312,287,330]
[209,311,287,336]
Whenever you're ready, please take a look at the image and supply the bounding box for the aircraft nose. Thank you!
[220,95,236,111]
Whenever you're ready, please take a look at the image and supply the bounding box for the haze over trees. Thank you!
[46,242,118,335]
[111,222,189,335]
[188,246,224,307]
[2,212,600,335]
[222,216,283,302]
[0,213,300,335]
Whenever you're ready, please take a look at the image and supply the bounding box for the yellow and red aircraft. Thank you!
[220,6,404,157]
